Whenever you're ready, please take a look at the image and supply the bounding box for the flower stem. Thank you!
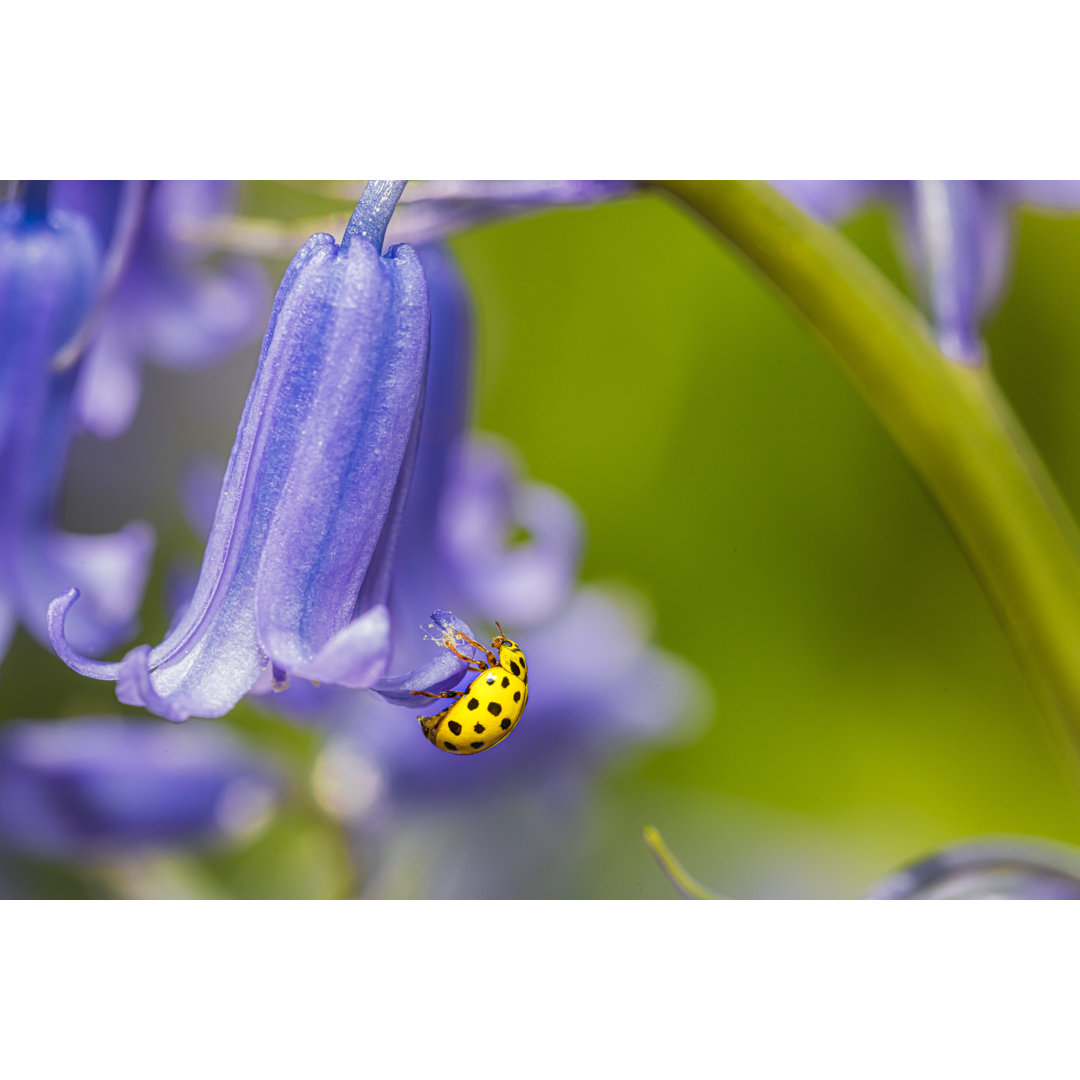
[657,180,1080,775]
[342,180,408,254]
[643,826,725,899]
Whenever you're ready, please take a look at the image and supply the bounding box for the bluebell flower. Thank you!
[0,183,153,661]
[301,245,706,897]
[50,181,271,437]
[0,717,280,860]
[862,837,1080,900]
[50,181,472,721]
[772,180,1080,364]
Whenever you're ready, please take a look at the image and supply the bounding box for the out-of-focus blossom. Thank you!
[303,244,707,897]
[862,837,1080,900]
[176,181,635,262]
[384,180,634,246]
[51,181,472,721]
[647,828,1080,899]
[0,717,280,860]
[772,180,1080,364]
[0,183,153,663]
[50,181,271,437]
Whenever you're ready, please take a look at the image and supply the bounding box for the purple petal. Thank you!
[438,439,583,625]
[863,837,1080,899]
[48,589,118,679]
[143,181,241,256]
[288,604,392,687]
[382,245,476,656]
[901,181,1008,364]
[994,180,1080,210]
[51,181,150,374]
[386,180,633,245]
[115,644,189,722]
[373,610,478,706]
[0,716,281,859]
[72,319,143,437]
[51,181,270,438]
[39,522,155,654]
[252,237,428,674]
[137,257,270,369]
[770,180,899,222]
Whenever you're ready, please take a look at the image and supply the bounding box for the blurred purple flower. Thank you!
[0,184,153,663]
[0,717,280,860]
[648,829,1080,899]
[50,181,271,437]
[862,837,1080,900]
[385,180,633,246]
[772,180,1080,364]
[51,181,472,721]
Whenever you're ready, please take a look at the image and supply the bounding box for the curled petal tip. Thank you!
[372,610,477,706]
[47,588,123,681]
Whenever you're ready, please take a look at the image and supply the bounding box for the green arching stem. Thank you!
[656,180,1080,775]
[643,826,725,899]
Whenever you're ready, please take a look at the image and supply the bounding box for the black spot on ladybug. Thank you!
[444,741,458,752]
[513,691,521,702]
[501,676,510,688]
[471,741,485,749]
[509,661,521,677]
[500,717,512,730]
[487,701,502,716]
[474,722,486,734]
[448,720,462,736]
[467,698,479,710]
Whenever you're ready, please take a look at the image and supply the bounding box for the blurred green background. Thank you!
[452,188,1080,898]
[13,182,1080,898]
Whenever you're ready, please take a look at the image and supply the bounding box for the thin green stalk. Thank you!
[643,826,725,899]
[657,180,1080,774]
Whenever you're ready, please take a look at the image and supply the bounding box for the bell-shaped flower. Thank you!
[0,717,280,860]
[296,246,707,897]
[772,180,1080,364]
[50,181,271,437]
[0,183,154,664]
[50,181,469,721]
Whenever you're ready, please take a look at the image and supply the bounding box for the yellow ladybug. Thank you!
[411,624,529,755]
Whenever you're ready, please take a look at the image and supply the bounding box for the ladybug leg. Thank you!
[454,630,499,668]
[410,689,466,700]
[444,635,491,671]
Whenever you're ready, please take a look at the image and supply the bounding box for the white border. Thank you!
[1,902,1075,1078]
